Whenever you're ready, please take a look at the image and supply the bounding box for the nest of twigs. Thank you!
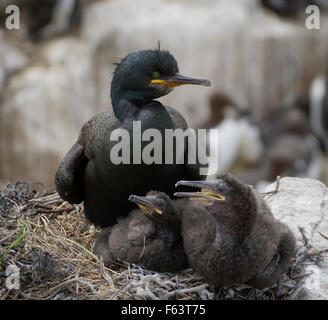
[0,181,320,300]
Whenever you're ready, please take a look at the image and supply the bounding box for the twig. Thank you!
[110,280,134,300]
[319,232,328,241]
[100,257,116,289]
[170,283,209,296]
[262,176,281,196]
[23,219,99,261]
[137,235,146,264]
[305,248,328,259]
[298,227,309,245]
[37,278,95,300]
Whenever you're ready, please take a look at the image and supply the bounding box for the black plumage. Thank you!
[261,0,321,16]
[55,48,210,227]
[174,174,296,289]
[93,191,194,272]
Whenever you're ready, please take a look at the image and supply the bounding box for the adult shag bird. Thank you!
[94,191,192,272]
[174,174,296,289]
[55,48,210,227]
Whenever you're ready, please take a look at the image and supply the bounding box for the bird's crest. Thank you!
[112,56,125,76]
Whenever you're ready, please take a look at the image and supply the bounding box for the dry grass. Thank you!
[0,182,321,300]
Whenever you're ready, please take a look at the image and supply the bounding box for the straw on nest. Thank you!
[0,181,322,300]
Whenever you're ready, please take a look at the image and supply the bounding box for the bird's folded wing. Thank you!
[55,141,88,204]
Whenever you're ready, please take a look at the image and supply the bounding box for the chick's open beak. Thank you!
[151,73,211,88]
[128,195,163,215]
[174,180,225,202]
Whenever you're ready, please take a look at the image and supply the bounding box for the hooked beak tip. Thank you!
[202,79,211,87]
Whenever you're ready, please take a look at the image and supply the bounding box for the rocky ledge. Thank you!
[264,177,328,300]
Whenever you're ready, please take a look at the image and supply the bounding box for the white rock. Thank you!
[0,38,96,186]
[0,30,29,94]
[264,177,328,299]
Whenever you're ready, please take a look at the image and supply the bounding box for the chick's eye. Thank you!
[152,71,160,79]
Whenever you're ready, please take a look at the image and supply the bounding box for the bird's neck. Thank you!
[112,98,139,123]
[111,90,153,123]
[232,194,257,242]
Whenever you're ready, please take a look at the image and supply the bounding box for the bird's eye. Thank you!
[152,71,160,79]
